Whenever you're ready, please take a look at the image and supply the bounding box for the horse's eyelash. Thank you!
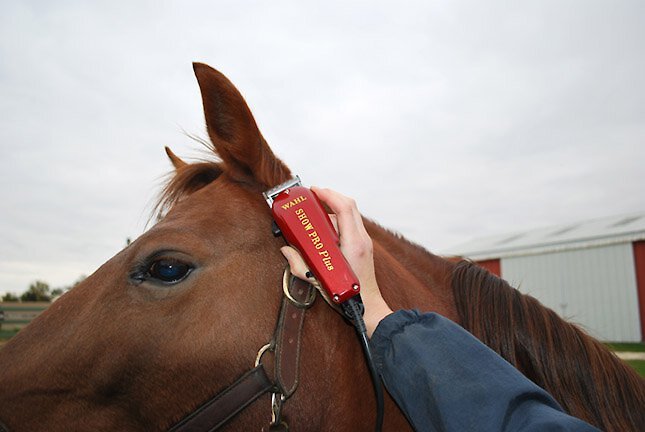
[128,258,156,282]
[129,266,148,282]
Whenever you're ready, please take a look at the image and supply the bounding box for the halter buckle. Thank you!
[270,392,286,426]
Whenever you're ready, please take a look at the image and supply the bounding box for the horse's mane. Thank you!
[452,260,645,431]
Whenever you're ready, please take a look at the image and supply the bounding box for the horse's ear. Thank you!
[192,62,292,187]
[164,146,187,170]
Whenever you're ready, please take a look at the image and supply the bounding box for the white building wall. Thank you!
[501,243,641,342]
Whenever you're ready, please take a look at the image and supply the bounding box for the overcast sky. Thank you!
[1,1,644,295]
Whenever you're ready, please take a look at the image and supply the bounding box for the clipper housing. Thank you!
[264,176,360,303]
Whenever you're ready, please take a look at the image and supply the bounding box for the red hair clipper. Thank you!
[263,176,360,304]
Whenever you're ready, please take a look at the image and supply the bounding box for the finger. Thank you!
[312,187,367,242]
[280,246,313,281]
[328,214,339,233]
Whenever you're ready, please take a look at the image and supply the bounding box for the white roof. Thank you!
[446,213,645,260]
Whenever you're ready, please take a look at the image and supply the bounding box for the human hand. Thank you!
[280,187,392,337]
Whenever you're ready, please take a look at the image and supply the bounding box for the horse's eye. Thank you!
[147,259,192,284]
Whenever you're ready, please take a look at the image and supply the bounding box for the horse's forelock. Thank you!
[154,161,223,219]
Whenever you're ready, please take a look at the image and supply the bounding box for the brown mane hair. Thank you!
[452,260,645,431]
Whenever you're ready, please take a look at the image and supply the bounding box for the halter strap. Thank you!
[274,275,316,397]
[168,268,316,431]
[168,366,273,432]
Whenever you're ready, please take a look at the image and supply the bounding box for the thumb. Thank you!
[280,246,314,281]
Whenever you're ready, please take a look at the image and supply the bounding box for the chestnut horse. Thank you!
[0,63,643,432]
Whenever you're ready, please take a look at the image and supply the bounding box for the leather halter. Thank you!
[169,267,317,431]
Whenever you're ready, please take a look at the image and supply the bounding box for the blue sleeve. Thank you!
[369,310,600,432]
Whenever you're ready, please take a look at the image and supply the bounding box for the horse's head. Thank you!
[0,64,335,430]
[0,63,452,432]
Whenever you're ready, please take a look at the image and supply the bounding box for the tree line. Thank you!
[1,276,86,302]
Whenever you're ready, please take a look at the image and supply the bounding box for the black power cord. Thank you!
[342,296,384,432]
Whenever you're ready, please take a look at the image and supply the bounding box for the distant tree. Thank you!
[1,292,19,302]
[50,275,88,300]
[21,281,51,302]
[50,288,65,297]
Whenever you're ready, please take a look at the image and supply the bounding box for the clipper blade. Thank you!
[263,175,302,207]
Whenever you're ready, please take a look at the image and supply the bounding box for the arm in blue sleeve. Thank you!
[369,310,600,432]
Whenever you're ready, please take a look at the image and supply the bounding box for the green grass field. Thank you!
[625,360,645,376]
[0,329,19,340]
[605,343,645,377]
[605,342,645,352]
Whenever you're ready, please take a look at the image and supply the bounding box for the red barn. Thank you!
[448,214,645,342]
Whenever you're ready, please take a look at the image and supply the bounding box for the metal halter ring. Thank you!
[255,342,273,368]
[282,266,316,308]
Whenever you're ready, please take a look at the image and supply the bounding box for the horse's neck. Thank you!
[365,219,458,320]
[360,223,645,431]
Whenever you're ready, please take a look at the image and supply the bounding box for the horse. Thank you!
[0,63,643,432]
